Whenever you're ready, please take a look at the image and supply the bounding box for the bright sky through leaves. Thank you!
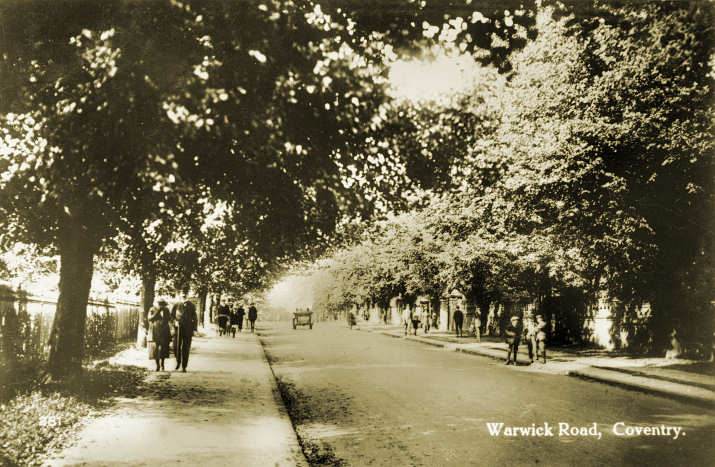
[387,50,481,103]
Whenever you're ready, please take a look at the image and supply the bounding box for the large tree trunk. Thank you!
[47,227,96,379]
[478,300,490,335]
[136,270,156,348]
[198,287,208,327]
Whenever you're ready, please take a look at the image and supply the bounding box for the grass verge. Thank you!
[0,362,147,466]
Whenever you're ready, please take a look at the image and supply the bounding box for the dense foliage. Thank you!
[300,2,714,354]
[1,0,543,376]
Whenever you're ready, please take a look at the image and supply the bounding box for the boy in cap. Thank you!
[504,315,521,365]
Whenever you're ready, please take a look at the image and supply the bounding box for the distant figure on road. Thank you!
[534,314,547,364]
[237,304,245,333]
[410,309,420,336]
[422,307,431,333]
[470,312,481,342]
[402,307,411,336]
[248,303,258,333]
[229,304,239,338]
[504,315,521,365]
[148,299,171,371]
[523,314,537,364]
[453,306,464,337]
[173,299,198,372]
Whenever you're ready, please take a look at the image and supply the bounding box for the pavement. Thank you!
[44,328,308,467]
[352,322,715,408]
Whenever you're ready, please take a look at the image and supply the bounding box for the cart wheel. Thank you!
[292,320,296,329]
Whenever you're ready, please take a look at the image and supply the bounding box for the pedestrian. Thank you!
[471,312,481,342]
[173,298,198,372]
[148,299,171,371]
[453,306,464,337]
[402,306,411,336]
[534,314,547,364]
[523,314,537,364]
[237,304,245,333]
[229,304,239,338]
[410,308,420,336]
[504,315,521,365]
[422,307,431,333]
[217,301,230,336]
[170,301,180,357]
[248,303,258,333]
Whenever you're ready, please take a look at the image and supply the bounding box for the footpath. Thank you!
[354,322,715,408]
[45,328,307,467]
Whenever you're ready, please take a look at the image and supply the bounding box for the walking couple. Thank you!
[148,298,198,372]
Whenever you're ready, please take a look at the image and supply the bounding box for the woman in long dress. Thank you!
[148,299,171,371]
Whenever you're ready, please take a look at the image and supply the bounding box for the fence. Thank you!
[0,283,141,366]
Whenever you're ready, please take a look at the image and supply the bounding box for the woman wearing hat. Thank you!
[148,299,172,371]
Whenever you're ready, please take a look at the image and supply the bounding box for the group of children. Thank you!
[504,314,547,365]
[402,306,433,336]
[391,306,549,365]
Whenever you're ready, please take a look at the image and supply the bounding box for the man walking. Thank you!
[174,299,198,372]
[504,315,521,365]
[248,303,258,333]
[237,304,245,333]
[453,306,464,337]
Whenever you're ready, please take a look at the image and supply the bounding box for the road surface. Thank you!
[259,321,714,466]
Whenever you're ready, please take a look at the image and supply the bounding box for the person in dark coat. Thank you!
[248,304,258,333]
[229,305,239,338]
[453,306,464,337]
[217,302,230,336]
[410,309,420,336]
[504,315,522,365]
[237,305,245,333]
[173,299,198,372]
[148,299,171,371]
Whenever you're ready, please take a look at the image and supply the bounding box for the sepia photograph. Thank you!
[0,0,713,465]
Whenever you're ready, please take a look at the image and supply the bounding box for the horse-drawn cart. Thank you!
[292,311,313,329]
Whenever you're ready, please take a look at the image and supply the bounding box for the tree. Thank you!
[0,1,203,376]
[455,2,713,350]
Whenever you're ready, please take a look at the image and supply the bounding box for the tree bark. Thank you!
[198,287,208,327]
[47,225,96,379]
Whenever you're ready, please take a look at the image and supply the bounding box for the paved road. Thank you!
[259,321,714,467]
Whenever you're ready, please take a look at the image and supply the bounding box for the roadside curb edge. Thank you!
[254,333,311,467]
[358,325,713,408]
